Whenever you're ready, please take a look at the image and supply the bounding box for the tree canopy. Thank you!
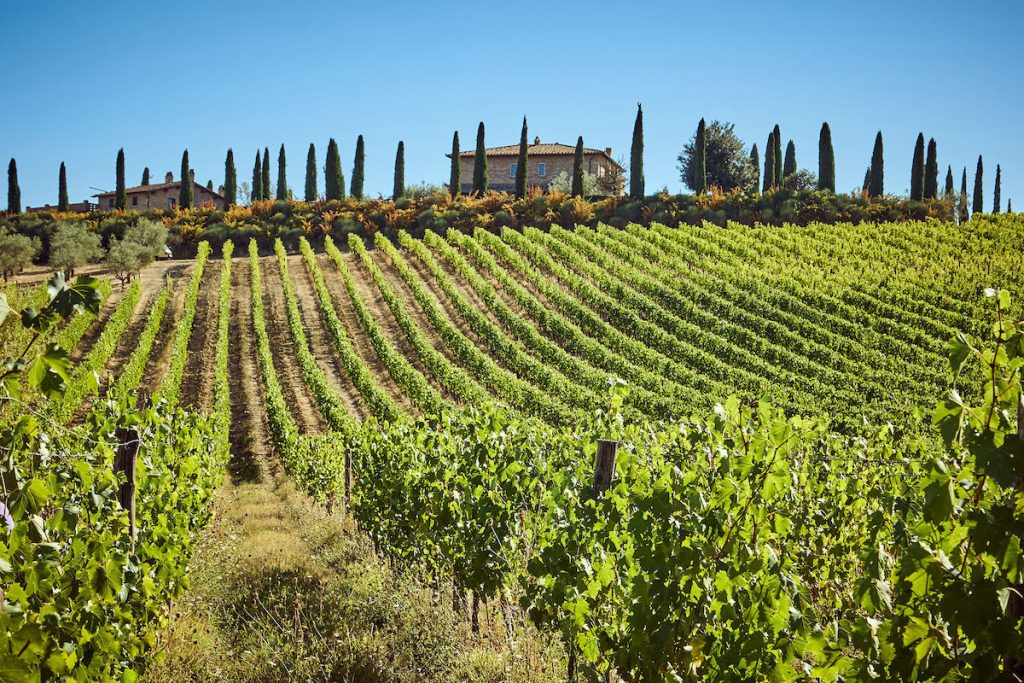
[678,120,755,193]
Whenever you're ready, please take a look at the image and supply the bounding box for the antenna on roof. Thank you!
[88,186,109,193]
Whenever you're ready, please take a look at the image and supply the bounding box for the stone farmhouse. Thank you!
[452,137,624,195]
[94,171,225,210]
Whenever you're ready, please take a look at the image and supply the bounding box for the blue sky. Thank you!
[3,0,1022,209]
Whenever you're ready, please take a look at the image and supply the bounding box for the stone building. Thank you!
[452,137,624,195]
[94,171,225,210]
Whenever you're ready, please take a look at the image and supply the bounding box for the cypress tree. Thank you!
[571,136,585,197]
[944,165,954,198]
[749,144,760,195]
[863,167,871,194]
[393,140,405,200]
[782,140,797,186]
[910,133,925,201]
[224,149,237,208]
[1008,199,1013,214]
[869,132,884,197]
[694,118,708,194]
[350,135,365,200]
[141,167,150,186]
[6,159,19,214]
[472,122,487,195]
[305,143,317,201]
[924,138,938,199]
[972,155,984,214]
[515,117,528,198]
[115,148,127,209]
[818,122,835,192]
[262,147,271,200]
[276,144,287,200]
[207,180,214,190]
[763,132,776,193]
[772,125,782,188]
[325,138,344,201]
[179,149,194,209]
[252,151,262,201]
[449,131,461,197]
[58,162,69,211]
[959,167,969,223]
[994,164,1001,213]
[630,103,644,199]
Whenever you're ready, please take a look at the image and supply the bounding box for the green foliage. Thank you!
[141,167,150,186]
[106,219,168,286]
[572,136,585,197]
[773,124,783,188]
[472,122,487,195]
[58,162,68,211]
[764,132,776,193]
[0,228,39,281]
[749,143,760,194]
[325,138,344,201]
[924,137,938,199]
[393,140,405,200]
[911,133,925,201]
[960,167,970,223]
[152,242,210,408]
[262,146,271,200]
[305,142,317,202]
[679,120,750,193]
[115,148,127,210]
[351,135,365,200]
[252,150,263,202]
[870,131,885,197]
[818,122,835,192]
[8,158,21,214]
[48,222,103,278]
[973,155,984,214]
[449,130,461,197]
[783,139,797,188]
[179,149,194,210]
[994,163,1002,213]
[630,103,644,199]
[516,118,528,198]
[223,148,236,208]
[945,165,955,198]
[276,144,287,201]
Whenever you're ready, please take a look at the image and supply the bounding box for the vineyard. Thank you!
[2,215,1023,681]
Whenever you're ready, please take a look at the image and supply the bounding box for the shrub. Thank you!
[0,228,39,280]
[49,222,103,278]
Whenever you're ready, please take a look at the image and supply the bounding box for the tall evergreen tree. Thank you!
[58,162,69,211]
[910,133,925,201]
[141,167,150,186]
[393,141,405,200]
[772,125,782,188]
[763,132,776,193]
[863,167,871,194]
[449,131,461,197]
[6,159,19,214]
[207,180,214,190]
[515,117,528,198]
[959,167,969,223]
[693,118,708,194]
[1008,199,1012,214]
[869,131,884,197]
[972,155,984,214]
[115,148,127,209]
[472,122,487,194]
[993,164,1001,213]
[305,143,317,201]
[782,140,797,185]
[276,144,287,200]
[944,165,954,197]
[924,138,938,199]
[261,147,271,200]
[179,149,194,209]
[749,144,760,195]
[252,150,262,201]
[325,138,344,201]
[350,135,365,200]
[224,149,237,208]
[817,122,835,192]
[571,136,585,197]
[630,103,644,199]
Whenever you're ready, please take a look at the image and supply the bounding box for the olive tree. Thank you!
[106,219,168,286]
[49,222,103,279]
[0,228,40,281]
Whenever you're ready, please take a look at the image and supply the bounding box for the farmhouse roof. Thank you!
[452,139,624,170]
[93,180,222,199]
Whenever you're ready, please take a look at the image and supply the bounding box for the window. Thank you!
[509,162,517,177]
[167,197,176,208]
[597,166,606,178]
[132,196,138,206]
[537,162,546,177]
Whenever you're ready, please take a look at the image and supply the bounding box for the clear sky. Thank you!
[3,0,1022,209]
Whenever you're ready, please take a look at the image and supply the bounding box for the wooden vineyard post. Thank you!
[592,439,619,498]
[114,427,140,551]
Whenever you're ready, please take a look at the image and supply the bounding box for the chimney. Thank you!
[217,185,225,196]
[604,147,612,156]
[533,136,540,145]
[165,171,173,183]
